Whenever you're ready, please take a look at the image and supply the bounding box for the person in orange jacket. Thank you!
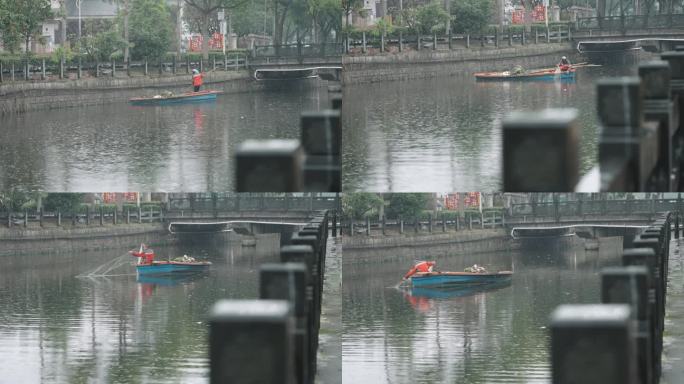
[403,261,436,280]
[192,68,203,92]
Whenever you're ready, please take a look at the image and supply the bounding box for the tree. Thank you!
[0,190,32,211]
[184,0,250,59]
[403,1,450,35]
[308,0,343,49]
[342,193,384,220]
[386,193,428,219]
[43,193,84,212]
[342,0,364,28]
[129,0,173,60]
[451,0,490,34]
[0,0,53,54]
[82,30,127,62]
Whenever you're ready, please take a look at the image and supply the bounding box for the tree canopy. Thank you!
[386,193,428,219]
[451,0,491,34]
[0,0,53,54]
[342,193,384,219]
[403,1,450,35]
[129,0,173,59]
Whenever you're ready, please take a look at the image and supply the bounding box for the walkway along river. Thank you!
[0,83,330,191]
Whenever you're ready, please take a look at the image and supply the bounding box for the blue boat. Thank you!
[409,271,513,288]
[136,261,211,276]
[407,280,513,299]
[129,90,222,106]
[130,244,211,277]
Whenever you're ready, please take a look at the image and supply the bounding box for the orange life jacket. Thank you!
[192,73,203,87]
[404,261,436,279]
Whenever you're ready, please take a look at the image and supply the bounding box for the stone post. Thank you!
[209,300,295,384]
[550,304,636,384]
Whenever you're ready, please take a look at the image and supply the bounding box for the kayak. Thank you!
[129,90,222,105]
[474,68,576,81]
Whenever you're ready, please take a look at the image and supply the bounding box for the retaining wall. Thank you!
[342,229,516,264]
[342,43,580,84]
[0,223,168,256]
[0,71,323,114]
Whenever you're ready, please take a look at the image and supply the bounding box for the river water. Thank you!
[0,85,329,191]
[342,242,621,383]
[0,240,279,383]
[342,63,636,192]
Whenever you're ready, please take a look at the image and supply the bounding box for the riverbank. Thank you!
[342,229,517,264]
[0,71,327,114]
[342,43,579,84]
[0,223,168,256]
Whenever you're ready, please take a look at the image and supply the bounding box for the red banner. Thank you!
[444,193,481,210]
[512,9,525,24]
[533,5,546,22]
[188,33,224,52]
[102,193,138,204]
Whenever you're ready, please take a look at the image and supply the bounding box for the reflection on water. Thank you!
[0,241,278,383]
[342,64,635,192]
[342,246,621,384]
[0,86,329,191]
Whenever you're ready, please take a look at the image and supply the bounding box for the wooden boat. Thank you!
[130,244,211,276]
[129,90,222,106]
[474,68,575,81]
[408,270,513,288]
[406,280,512,299]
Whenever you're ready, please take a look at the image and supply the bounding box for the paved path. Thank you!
[316,233,342,384]
[662,237,684,383]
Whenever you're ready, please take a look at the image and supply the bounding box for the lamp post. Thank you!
[77,0,82,78]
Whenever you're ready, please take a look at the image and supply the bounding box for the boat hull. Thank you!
[408,280,513,299]
[410,271,513,288]
[475,70,575,81]
[129,90,221,106]
[136,261,211,276]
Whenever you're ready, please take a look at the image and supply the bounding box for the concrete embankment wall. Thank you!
[0,224,168,256]
[0,71,323,114]
[342,229,516,264]
[342,43,579,84]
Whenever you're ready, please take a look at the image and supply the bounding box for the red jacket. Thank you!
[192,73,203,87]
[404,261,436,279]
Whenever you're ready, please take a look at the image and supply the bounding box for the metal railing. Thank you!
[510,198,684,217]
[502,50,684,192]
[1,206,163,228]
[550,211,676,383]
[577,14,684,31]
[253,43,344,58]
[166,193,340,213]
[345,26,572,55]
[209,210,334,384]
[0,53,249,83]
[342,210,506,237]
